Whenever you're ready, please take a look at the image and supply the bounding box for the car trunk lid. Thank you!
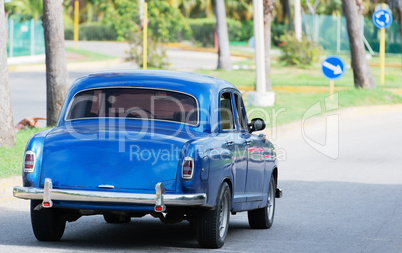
[40,123,197,192]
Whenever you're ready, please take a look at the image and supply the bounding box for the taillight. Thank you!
[23,151,35,173]
[182,157,194,180]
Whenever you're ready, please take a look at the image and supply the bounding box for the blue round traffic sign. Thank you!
[372,9,393,29]
[321,56,346,81]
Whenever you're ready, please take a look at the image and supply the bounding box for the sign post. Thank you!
[74,0,79,49]
[372,4,393,86]
[142,2,148,69]
[321,56,346,100]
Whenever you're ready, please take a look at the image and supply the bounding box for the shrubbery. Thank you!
[188,18,253,47]
[65,23,116,41]
[278,32,323,66]
[96,0,191,68]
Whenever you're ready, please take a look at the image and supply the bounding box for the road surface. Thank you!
[1,106,401,252]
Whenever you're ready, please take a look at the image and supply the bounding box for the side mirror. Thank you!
[248,118,266,132]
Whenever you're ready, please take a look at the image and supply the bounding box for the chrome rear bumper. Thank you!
[13,178,206,212]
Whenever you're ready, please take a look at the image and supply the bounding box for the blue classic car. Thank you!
[14,70,282,248]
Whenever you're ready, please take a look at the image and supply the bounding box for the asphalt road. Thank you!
[1,106,401,252]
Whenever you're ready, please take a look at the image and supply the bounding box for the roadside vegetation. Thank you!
[0,128,45,178]
[65,47,116,62]
[195,52,402,125]
[197,54,402,88]
[245,89,402,127]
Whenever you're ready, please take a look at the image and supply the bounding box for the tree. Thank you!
[42,0,68,126]
[342,0,375,89]
[215,0,232,70]
[264,0,274,90]
[5,0,43,21]
[0,0,16,147]
[389,0,402,54]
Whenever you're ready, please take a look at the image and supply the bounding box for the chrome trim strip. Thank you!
[64,86,200,127]
[98,185,115,189]
[13,186,207,206]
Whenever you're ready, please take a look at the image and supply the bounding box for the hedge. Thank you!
[65,23,116,41]
[188,18,254,47]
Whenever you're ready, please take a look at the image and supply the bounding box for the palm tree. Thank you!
[342,0,375,89]
[42,0,68,126]
[0,0,16,147]
[215,0,232,70]
[226,0,253,20]
[389,0,402,54]
[264,0,274,90]
[5,0,43,20]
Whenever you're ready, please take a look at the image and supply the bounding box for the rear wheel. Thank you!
[30,200,66,241]
[103,213,131,224]
[248,175,276,229]
[196,182,231,248]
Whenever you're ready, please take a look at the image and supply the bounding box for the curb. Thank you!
[165,42,253,59]
[237,85,402,95]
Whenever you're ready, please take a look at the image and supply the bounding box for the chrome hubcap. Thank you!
[268,181,274,221]
[219,193,229,238]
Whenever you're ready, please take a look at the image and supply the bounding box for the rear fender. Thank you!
[23,129,53,188]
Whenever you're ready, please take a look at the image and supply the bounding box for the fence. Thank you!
[303,14,402,54]
[6,17,45,57]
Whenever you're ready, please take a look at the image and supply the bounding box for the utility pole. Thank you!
[294,0,302,41]
[248,0,275,107]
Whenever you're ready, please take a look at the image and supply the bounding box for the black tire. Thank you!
[196,182,231,249]
[103,213,131,224]
[248,175,276,229]
[30,200,66,241]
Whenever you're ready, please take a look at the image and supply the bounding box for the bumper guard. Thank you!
[13,178,207,212]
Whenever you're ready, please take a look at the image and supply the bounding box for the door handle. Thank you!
[245,140,252,146]
[226,141,234,147]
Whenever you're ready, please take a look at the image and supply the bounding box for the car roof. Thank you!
[58,70,239,132]
[68,70,237,97]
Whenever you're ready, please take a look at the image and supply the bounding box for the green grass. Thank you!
[65,47,117,62]
[197,60,402,88]
[245,88,402,126]
[0,128,46,178]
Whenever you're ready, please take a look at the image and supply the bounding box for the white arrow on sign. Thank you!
[376,11,384,18]
[323,61,343,75]
[375,10,390,27]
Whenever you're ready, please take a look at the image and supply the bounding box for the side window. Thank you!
[220,92,235,130]
[234,93,248,130]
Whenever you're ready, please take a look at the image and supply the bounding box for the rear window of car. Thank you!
[66,88,198,125]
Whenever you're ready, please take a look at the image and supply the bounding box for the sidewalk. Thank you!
[0,176,21,200]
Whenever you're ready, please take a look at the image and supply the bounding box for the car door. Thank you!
[233,93,265,202]
[219,91,248,203]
